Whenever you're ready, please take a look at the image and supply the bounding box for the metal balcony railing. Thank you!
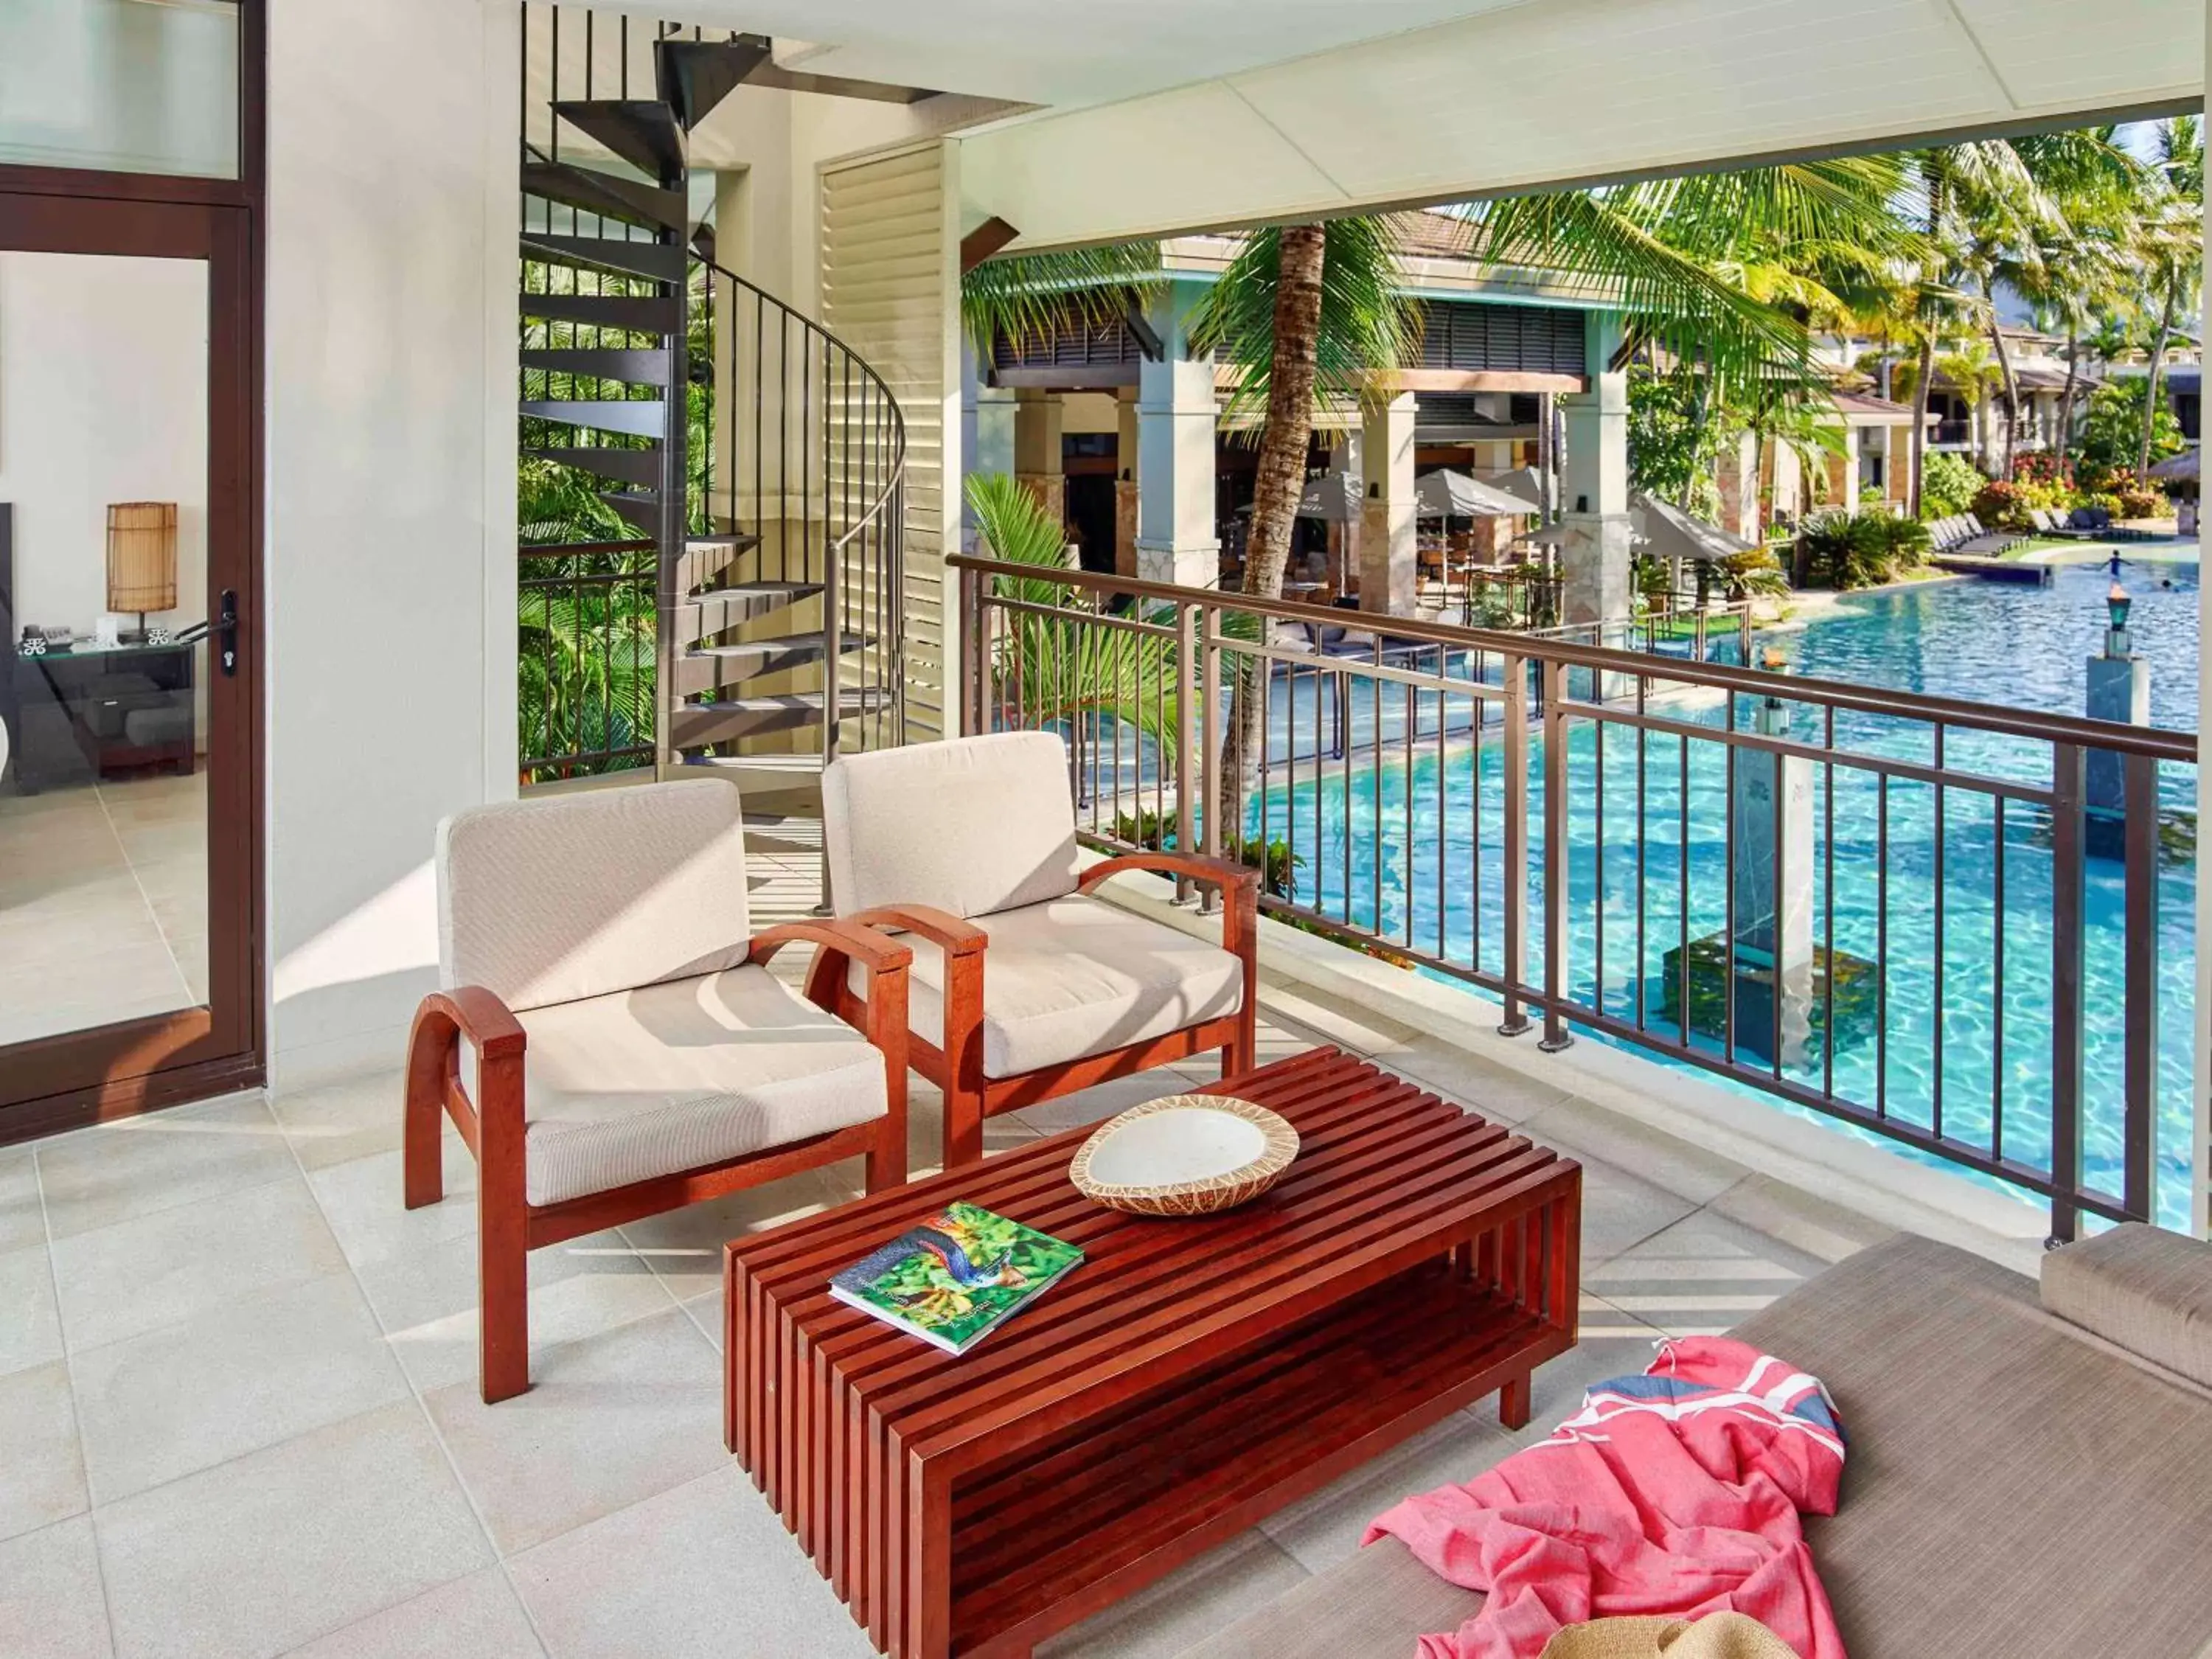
[953,554,2197,1239]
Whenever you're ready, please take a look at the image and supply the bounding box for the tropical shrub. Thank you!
[2079,382,2184,491]
[2118,487,2168,519]
[1871,515,1932,568]
[1918,451,1987,519]
[1719,545,1792,600]
[1797,511,1913,590]
[968,471,1180,757]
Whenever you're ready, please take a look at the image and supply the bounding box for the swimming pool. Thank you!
[1243,557,2199,1226]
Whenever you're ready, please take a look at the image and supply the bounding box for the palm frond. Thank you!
[959,242,1164,357]
[1186,215,1425,428]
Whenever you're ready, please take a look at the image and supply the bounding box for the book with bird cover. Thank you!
[828,1201,1082,1355]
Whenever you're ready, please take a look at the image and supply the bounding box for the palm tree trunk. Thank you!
[2056,322,2081,483]
[1988,310,2022,480]
[1909,335,1935,518]
[1215,224,1325,843]
[2138,291,2177,481]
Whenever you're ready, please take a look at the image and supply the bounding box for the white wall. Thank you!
[265,0,517,1082]
[0,252,209,639]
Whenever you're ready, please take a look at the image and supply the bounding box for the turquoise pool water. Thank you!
[1244,558,2199,1226]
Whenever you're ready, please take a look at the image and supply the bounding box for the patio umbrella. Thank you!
[1630,492,1758,562]
[1511,494,1756,560]
[1237,471,1365,524]
[1480,465,1548,513]
[2147,448,2199,482]
[1414,470,1533,518]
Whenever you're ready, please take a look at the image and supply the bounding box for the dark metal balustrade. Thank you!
[954,554,2197,1241]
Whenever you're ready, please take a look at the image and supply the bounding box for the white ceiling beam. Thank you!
[955,0,2203,251]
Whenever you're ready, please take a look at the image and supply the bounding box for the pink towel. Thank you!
[1365,1338,1847,1659]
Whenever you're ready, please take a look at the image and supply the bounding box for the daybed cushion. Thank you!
[438,778,754,1013]
[848,893,1242,1078]
[465,964,886,1206]
[1180,1233,2212,1659]
[822,730,1080,920]
[2042,1221,2212,1388]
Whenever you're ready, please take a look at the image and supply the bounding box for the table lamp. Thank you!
[106,502,178,645]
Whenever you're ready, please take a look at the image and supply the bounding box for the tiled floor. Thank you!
[0,829,1891,1659]
[0,770,207,1047]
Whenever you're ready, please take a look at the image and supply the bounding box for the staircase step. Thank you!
[552,100,686,180]
[520,347,673,386]
[521,232,687,284]
[526,446,661,490]
[520,291,680,335]
[656,36,772,130]
[675,582,824,638]
[675,632,874,696]
[521,161,687,233]
[521,399,666,440]
[672,688,893,748]
[677,534,762,591]
[598,492,662,535]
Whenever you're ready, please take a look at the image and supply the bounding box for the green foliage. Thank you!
[1798,510,1924,590]
[1112,807,1302,902]
[1717,546,1792,600]
[1916,451,1988,519]
[1627,366,1726,518]
[968,472,1181,757]
[1187,216,1425,427]
[959,242,1164,358]
[2078,381,2183,490]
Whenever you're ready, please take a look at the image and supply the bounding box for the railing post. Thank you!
[2121,749,2161,1225]
[1198,604,1223,915]
[1175,601,1199,906]
[1499,652,1531,1036]
[957,562,983,737]
[1538,657,1573,1053]
[2048,742,2087,1245]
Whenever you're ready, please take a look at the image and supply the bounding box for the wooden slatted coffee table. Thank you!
[723,1046,1581,1659]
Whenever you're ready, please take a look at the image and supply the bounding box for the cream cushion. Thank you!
[438,779,751,1013]
[849,894,1242,1079]
[464,965,886,1206]
[823,731,1079,919]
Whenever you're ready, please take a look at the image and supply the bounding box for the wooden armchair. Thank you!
[403,779,910,1402]
[815,731,1259,1169]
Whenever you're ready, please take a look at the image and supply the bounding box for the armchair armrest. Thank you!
[1077,850,1261,897]
[413,985,526,1062]
[747,919,913,978]
[404,986,528,1177]
[845,903,987,959]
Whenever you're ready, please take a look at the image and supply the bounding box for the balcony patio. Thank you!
[0,819,1902,1659]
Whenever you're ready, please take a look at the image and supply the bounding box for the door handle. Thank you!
[218,590,238,678]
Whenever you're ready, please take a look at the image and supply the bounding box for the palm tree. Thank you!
[2133,116,2205,481]
[1184,216,1422,832]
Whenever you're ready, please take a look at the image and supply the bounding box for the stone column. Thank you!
[1557,317,1633,626]
[1358,392,1417,615]
[1012,389,1065,527]
[1135,285,1220,588]
[1113,387,1140,579]
[2087,592,2152,860]
[1731,693,1816,1065]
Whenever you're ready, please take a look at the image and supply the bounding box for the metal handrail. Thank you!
[950,555,2197,762]
[954,554,2194,1239]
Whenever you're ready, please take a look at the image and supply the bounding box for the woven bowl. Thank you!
[1068,1095,1300,1217]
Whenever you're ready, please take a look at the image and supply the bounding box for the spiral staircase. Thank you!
[518,21,905,798]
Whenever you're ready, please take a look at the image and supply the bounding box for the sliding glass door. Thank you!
[0,191,260,1127]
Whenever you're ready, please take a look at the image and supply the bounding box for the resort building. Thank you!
[0,3,2207,1657]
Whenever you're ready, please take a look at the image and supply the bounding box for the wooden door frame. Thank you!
[0,1,266,1141]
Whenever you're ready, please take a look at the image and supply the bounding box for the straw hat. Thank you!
[1539,1612,1801,1659]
